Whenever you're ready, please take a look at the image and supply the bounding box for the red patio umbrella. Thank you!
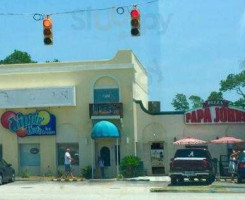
[173,137,208,145]
[210,136,244,144]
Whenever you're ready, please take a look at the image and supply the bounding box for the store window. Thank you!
[57,143,79,165]
[94,88,119,103]
[100,146,110,166]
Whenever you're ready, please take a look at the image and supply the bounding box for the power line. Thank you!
[0,0,160,19]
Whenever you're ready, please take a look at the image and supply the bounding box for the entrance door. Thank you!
[95,139,117,178]
[20,144,40,175]
[151,142,165,175]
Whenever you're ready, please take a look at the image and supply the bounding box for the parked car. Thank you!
[237,151,245,184]
[0,159,15,185]
[169,148,216,185]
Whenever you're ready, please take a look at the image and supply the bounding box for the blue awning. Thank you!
[91,121,120,139]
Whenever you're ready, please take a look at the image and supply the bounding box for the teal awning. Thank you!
[91,121,120,139]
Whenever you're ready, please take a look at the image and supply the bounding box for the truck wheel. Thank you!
[171,177,177,185]
[173,177,184,185]
[206,177,213,185]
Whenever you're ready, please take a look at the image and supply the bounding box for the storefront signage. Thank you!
[0,87,76,109]
[185,100,245,124]
[1,111,56,137]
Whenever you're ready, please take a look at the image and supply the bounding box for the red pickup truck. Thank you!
[169,148,216,185]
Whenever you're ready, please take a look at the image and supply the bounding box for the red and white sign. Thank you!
[185,100,245,124]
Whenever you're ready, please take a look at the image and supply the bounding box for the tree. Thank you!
[46,59,60,63]
[189,95,204,109]
[0,50,37,64]
[220,71,245,98]
[207,91,223,100]
[232,98,245,109]
[171,93,189,111]
[220,70,245,108]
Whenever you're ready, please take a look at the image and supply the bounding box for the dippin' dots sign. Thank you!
[1,111,56,137]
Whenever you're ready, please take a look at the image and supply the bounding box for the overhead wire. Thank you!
[0,0,160,19]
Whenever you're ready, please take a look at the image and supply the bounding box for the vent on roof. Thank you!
[148,101,161,113]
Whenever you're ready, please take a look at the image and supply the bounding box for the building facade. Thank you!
[0,50,244,178]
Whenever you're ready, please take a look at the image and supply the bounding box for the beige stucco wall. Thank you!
[0,50,144,176]
[135,101,245,175]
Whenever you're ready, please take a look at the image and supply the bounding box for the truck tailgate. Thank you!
[173,158,206,171]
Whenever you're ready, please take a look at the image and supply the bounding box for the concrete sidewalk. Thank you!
[127,176,171,182]
[16,176,171,182]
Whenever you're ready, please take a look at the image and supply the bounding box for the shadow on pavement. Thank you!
[168,181,212,187]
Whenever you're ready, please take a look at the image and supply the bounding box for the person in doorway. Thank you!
[64,148,74,179]
[98,156,105,179]
[229,149,240,182]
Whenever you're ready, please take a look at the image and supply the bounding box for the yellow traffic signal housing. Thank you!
[43,17,53,45]
[131,8,140,36]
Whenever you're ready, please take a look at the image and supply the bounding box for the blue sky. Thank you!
[0,0,245,111]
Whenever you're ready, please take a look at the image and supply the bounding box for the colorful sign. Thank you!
[185,100,245,124]
[1,111,56,137]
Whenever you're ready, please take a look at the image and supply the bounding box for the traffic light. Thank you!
[130,8,140,36]
[43,16,53,45]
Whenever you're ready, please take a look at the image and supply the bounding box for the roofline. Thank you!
[134,99,185,115]
[0,63,134,75]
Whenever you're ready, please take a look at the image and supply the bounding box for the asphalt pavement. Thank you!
[0,178,244,200]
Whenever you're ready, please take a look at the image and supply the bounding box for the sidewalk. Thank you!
[127,176,170,182]
[150,181,245,193]
[15,176,171,182]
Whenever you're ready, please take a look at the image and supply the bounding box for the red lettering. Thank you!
[186,113,191,123]
[220,107,228,122]
[214,108,220,122]
[228,109,235,122]
[235,110,242,122]
[197,109,204,122]
[241,112,245,122]
[191,111,197,123]
[204,108,212,122]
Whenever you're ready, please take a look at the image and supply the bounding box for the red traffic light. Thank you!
[130,8,140,36]
[131,9,140,18]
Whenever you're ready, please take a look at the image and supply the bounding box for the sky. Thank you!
[0,0,245,111]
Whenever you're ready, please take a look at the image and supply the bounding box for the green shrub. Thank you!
[81,166,92,179]
[18,169,30,178]
[119,155,141,178]
[56,169,64,178]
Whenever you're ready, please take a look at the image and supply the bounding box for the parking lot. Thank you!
[0,179,245,200]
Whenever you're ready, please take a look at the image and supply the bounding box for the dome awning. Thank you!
[91,121,120,139]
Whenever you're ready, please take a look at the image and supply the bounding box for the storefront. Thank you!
[0,50,147,177]
[0,50,244,177]
[135,99,245,175]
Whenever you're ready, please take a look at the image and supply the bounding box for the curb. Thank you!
[52,178,84,182]
[150,188,245,193]
[127,179,150,181]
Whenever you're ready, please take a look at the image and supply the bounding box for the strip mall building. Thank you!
[0,50,245,178]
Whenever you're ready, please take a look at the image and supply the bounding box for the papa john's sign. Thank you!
[1,110,56,137]
[185,100,245,124]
